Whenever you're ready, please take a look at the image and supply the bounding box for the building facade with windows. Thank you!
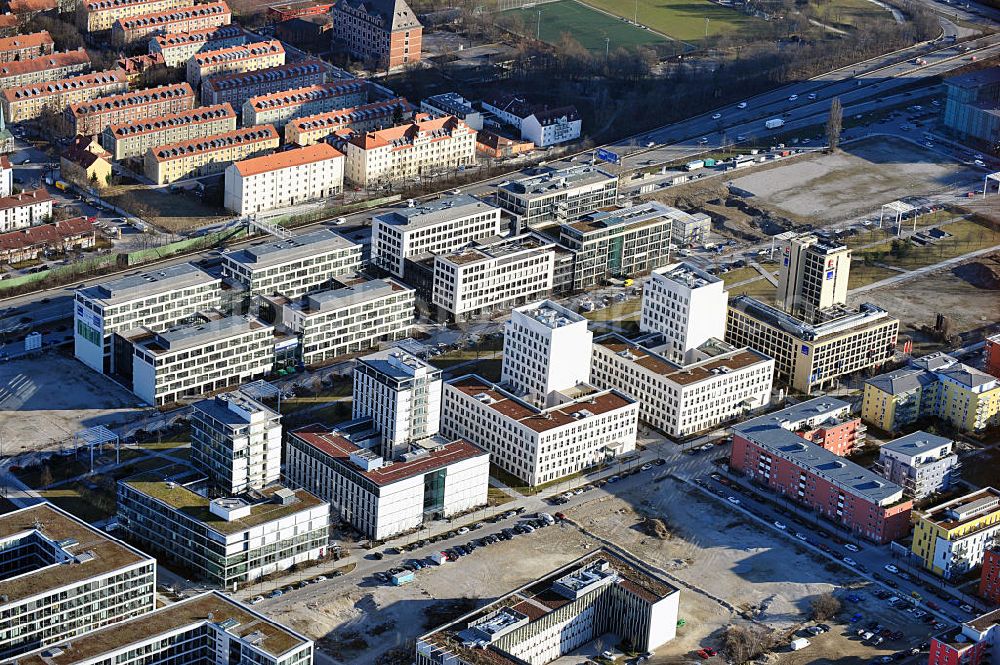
[241,79,367,128]
[591,333,773,438]
[284,97,411,146]
[943,68,1000,147]
[67,82,196,137]
[1,69,128,124]
[441,374,638,487]
[639,262,728,364]
[911,487,1000,579]
[77,0,189,32]
[775,232,851,321]
[928,608,1000,665]
[0,188,52,232]
[110,0,231,46]
[224,142,344,215]
[287,422,488,541]
[102,102,236,161]
[495,165,618,229]
[0,503,157,662]
[200,58,326,108]
[0,30,54,61]
[149,24,246,67]
[0,48,90,89]
[187,39,284,87]
[980,549,1000,606]
[331,0,421,70]
[144,123,279,185]
[875,431,957,500]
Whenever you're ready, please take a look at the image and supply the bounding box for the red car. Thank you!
[697,647,718,659]
[554,512,566,521]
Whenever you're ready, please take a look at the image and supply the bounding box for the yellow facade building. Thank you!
[911,487,1000,578]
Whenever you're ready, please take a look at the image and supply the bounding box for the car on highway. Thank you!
[884,564,899,574]
[788,94,799,101]
[795,532,808,542]
[844,557,858,567]
[845,543,860,552]
[975,159,986,167]
[738,101,748,109]
[808,93,817,99]
[646,141,655,147]
[727,496,741,505]
[698,137,709,144]
[712,113,722,119]
[773,521,787,530]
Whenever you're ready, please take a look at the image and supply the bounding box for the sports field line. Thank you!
[570,0,697,49]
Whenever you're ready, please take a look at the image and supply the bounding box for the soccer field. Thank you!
[580,0,764,42]
[501,0,672,51]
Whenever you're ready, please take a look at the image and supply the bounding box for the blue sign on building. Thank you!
[595,148,621,165]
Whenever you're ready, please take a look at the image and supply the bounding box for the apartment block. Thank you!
[639,262,728,363]
[0,48,90,89]
[442,374,638,486]
[0,157,8,197]
[118,466,330,587]
[431,233,559,322]
[730,401,912,544]
[0,216,96,265]
[102,102,236,161]
[187,39,283,87]
[191,390,282,495]
[11,592,314,665]
[201,58,325,109]
[284,97,412,146]
[775,232,851,321]
[980,549,1000,606]
[416,549,679,665]
[501,300,593,408]
[287,421,487,541]
[0,30,54,62]
[331,0,422,70]
[220,228,361,298]
[343,115,476,188]
[862,353,1000,433]
[130,314,274,406]
[929,608,1000,665]
[67,82,195,137]
[911,487,1000,579]
[725,296,899,394]
[986,332,1000,379]
[111,0,232,46]
[242,79,368,128]
[371,194,502,277]
[74,262,221,374]
[0,188,52,232]
[353,347,442,451]
[0,503,157,662]
[224,142,344,215]
[78,0,189,32]
[421,92,482,130]
[1,69,128,124]
[144,124,279,185]
[482,94,582,147]
[875,431,957,500]
[149,24,246,67]
[496,165,619,229]
[591,333,773,438]
[277,277,414,366]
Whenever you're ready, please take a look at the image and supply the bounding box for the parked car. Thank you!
[884,564,899,574]
[773,521,787,530]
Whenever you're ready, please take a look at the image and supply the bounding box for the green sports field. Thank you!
[580,0,765,42]
[500,0,673,51]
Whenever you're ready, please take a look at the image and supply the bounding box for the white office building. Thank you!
[639,262,729,363]
[495,165,618,229]
[278,277,414,366]
[416,549,680,665]
[221,228,361,298]
[441,374,638,486]
[190,390,283,495]
[287,420,489,541]
[420,92,483,130]
[74,262,221,374]
[224,142,345,215]
[371,194,503,277]
[591,333,774,438]
[876,431,958,499]
[130,315,274,406]
[501,300,593,408]
[353,347,442,453]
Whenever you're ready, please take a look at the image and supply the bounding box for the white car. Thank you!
[773,521,787,530]
[727,496,741,505]
[975,159,986,167]
[738,101,748,109]
[884,564,899,574]
[640,463,653,471]
[712,113,722,120]
[845,543,860,552]
[808,93,817,100]
[698,137,709,144]
[646,141,656,147]
[456,527,469,535]
[795,532,808,542]
[788,94,799,101]
[736,135,747,141]
[843,557,857,567]
[249,596,264,605]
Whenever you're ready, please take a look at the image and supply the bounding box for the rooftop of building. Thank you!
[649,261,722,289]
[733,405,905,506]
[511,299,584,329]
[357,346,440,380]
[864,366,938,395]
[232,142,342,177]
[69,82,194,117]
[349,114,470,150]
[880,431,952,459]
[435,233,552,267]
[191,390,278,427]
[418,548,676,665]
[447,374,635,434]
[246,79,365,110]
[595,333,771,386]
[0,217,94,253]
[728,295,896,343]
[498,164,617,197]
[766,396,853,428]
[60,135,111,169]
[289,97,411,133]
[1,69,127,102]
[150,124,278,161]
[563,201,679,236]
[15,591,309,664]
[333,0,421,31]
[936,362,998,390]
[0,30,52,50]
[192,39,283,66]
[107,103,235,138]
[423,91,475,113]
[153,24,245,47]
[0,503,153,606]
[121,465,325,535]
[0,48,89,79]
[135,314,270,354]
[0,187,52,211]
[374,194,497,229]
[968,607,1000,633]
[289,277,409,315]
[917,487,1000,532]
[203,58,324,91]
[116,1,231,28]
[80,262,217,305]
[223,228,356,269]
[85,0,178,10]
[945,68,1000,91]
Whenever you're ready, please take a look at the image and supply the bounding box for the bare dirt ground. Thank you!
[730,137,976,224]
[0,351,143,453]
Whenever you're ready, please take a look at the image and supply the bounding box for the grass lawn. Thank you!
[502,0,672,49]
[856,219,1000,271]
[578,0,765,42]
[721,265,766,287]
[847,262,898,290]
[488,487,516,506]
[429,356,503,382]
[583,297,642,325]
[728,275,777,303]
[38,484,116,523]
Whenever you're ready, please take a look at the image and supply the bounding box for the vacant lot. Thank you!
[855,219,1000,271]
[104,185,229,233]
[730,137,979,225]
[501,0,672,50]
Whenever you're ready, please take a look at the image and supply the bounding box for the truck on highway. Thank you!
[685,159,705,171]
[765,118,785,130]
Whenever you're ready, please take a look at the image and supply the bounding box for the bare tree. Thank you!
[723,624,777,665]
[826,96,843,152]
[810,592,842,621]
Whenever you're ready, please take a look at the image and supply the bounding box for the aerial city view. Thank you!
[0,0,999,661]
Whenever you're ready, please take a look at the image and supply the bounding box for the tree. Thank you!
[826,96,843,152]
[810,592,842,621]
[723,624,777,665]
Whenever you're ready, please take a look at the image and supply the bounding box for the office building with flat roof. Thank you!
[911,487,1000,579]
[495,165,618,229]
[416,548,680,665]
[371,194,503,277]
[943,68,1000,147]
[287,420,488,541]
[421,92,482,130]
[591,333,773,438]
[118,465,330,587]
[730,400,912,544]
[130,314,274,406]
[875,431,957,500]
[191,390,282,495]
[10,591,314,665]
[221,228,361,298]
[640,262,728,364]
[0,503,157,661]
[441,374,638,486]
[74,262,221,374]
[775,232,851,322]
